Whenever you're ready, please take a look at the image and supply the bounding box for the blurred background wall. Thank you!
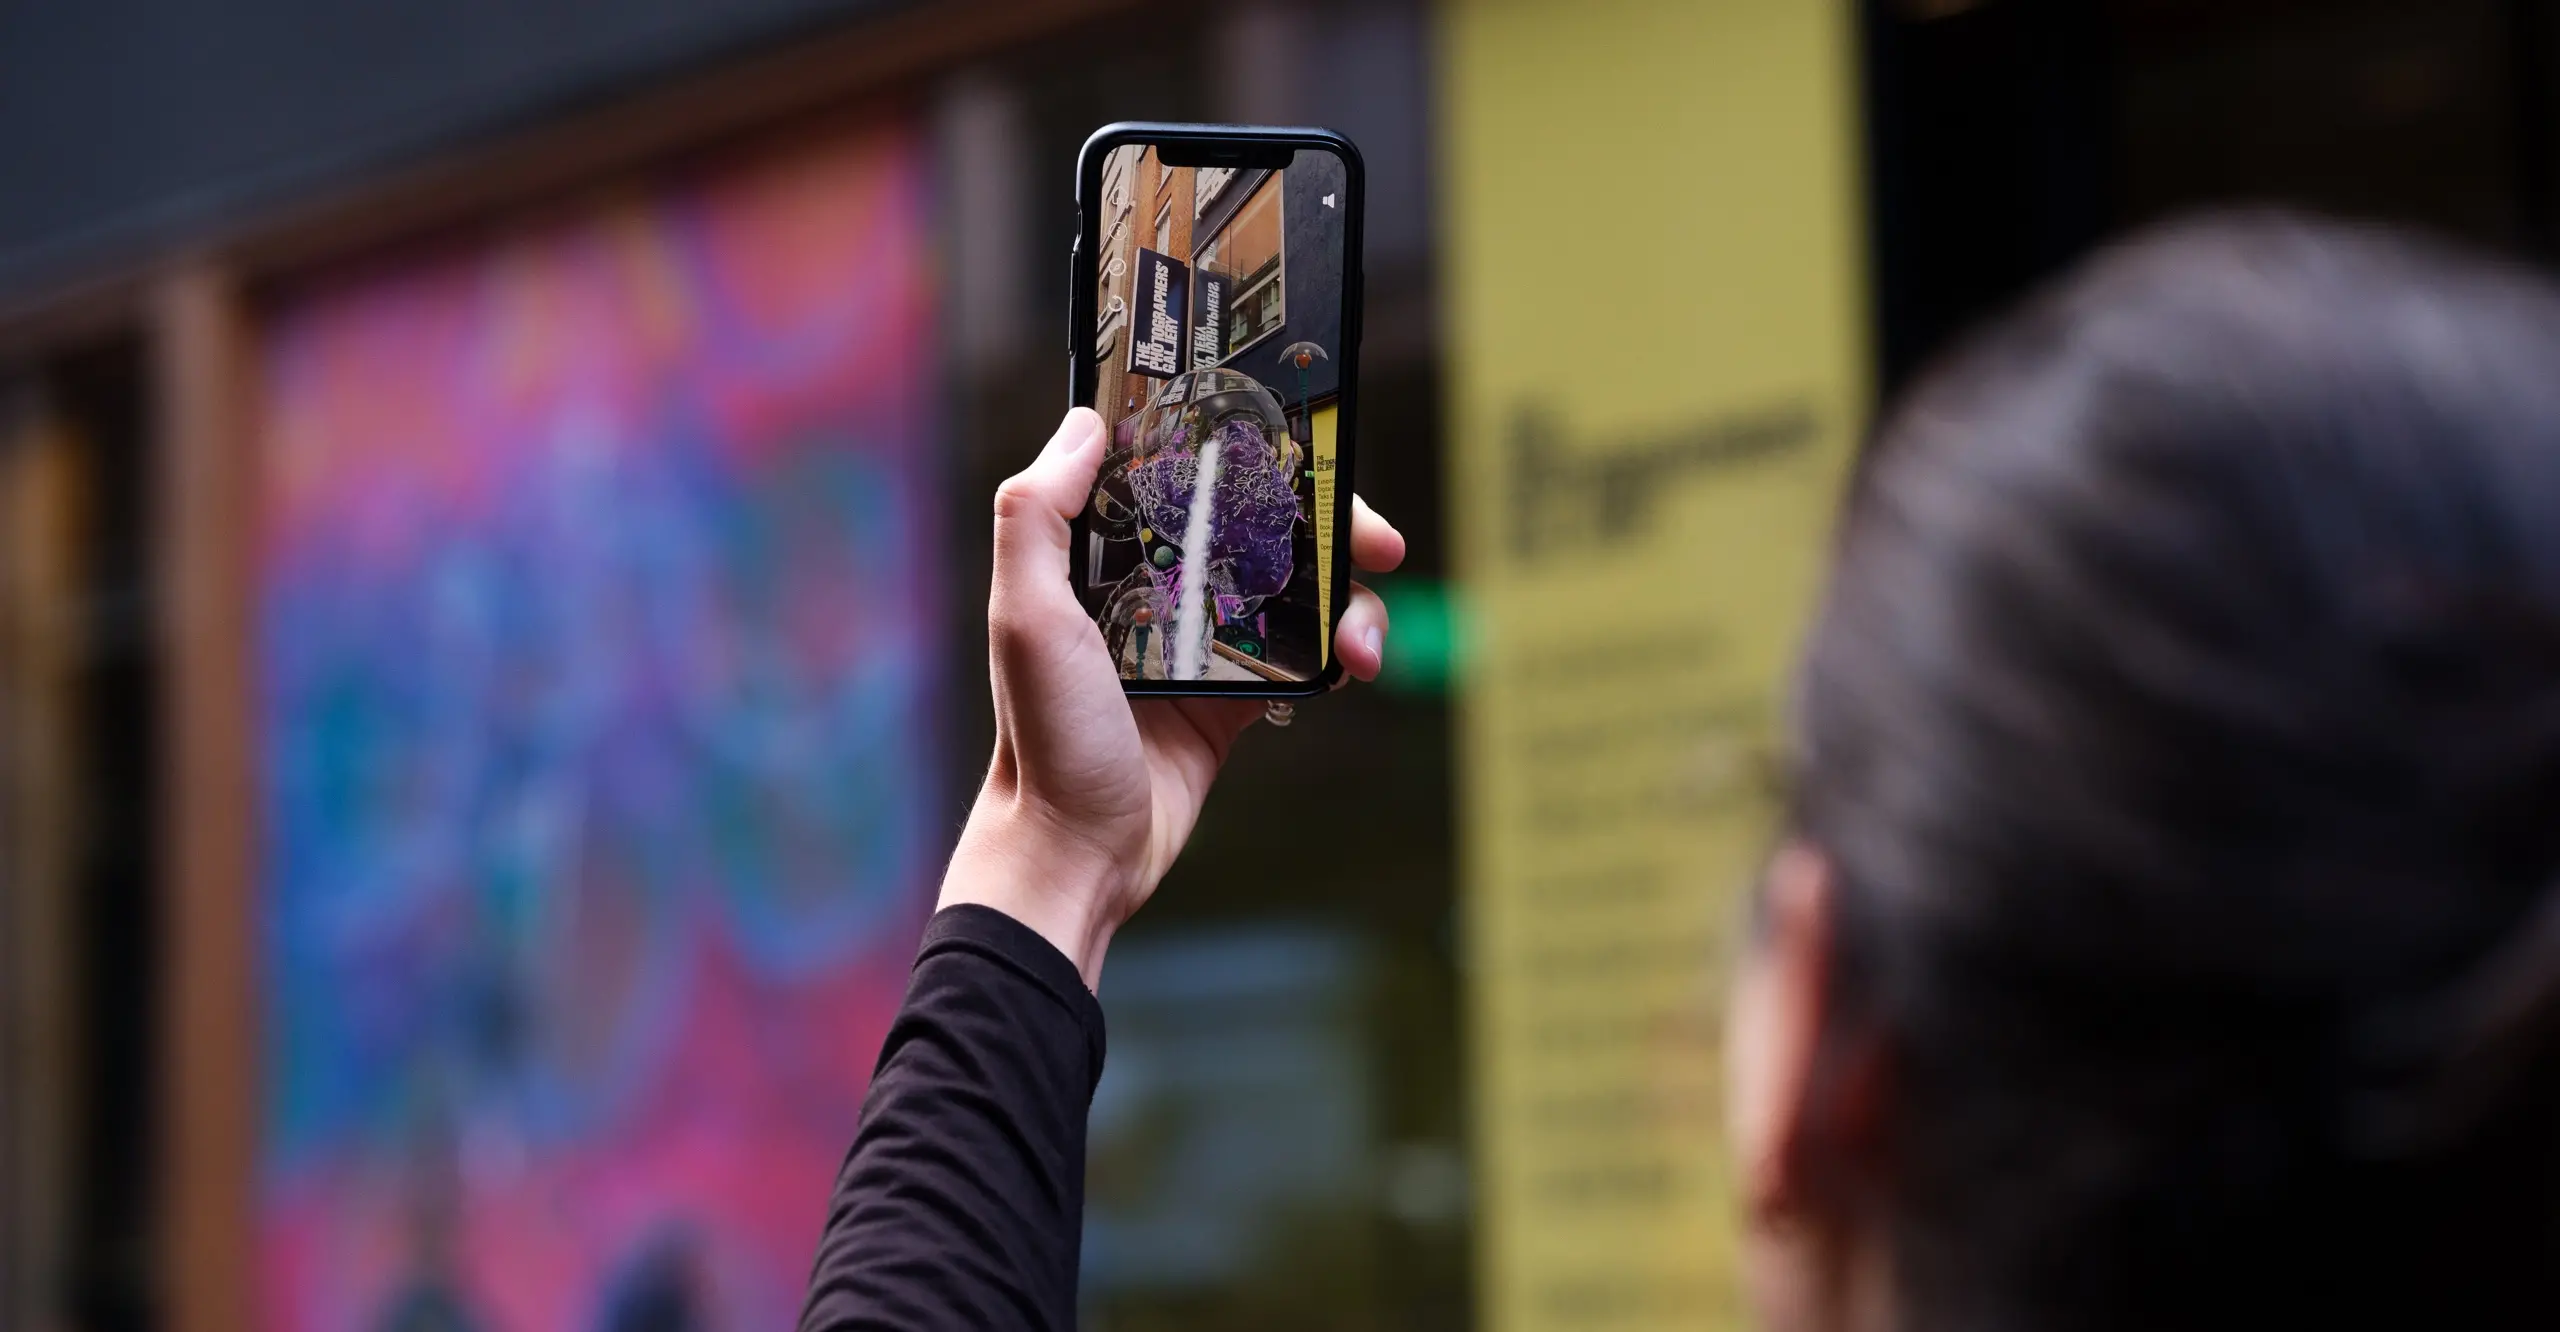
[5,1,2560,1330]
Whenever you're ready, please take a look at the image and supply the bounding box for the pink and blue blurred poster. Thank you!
[257,121,940,1332]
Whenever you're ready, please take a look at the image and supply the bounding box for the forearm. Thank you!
[798,904,1106,1332]
[936,797,1131,990]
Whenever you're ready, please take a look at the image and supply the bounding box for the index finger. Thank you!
[1351,494,1406,574]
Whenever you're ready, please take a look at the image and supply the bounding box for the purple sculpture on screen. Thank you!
[1092,367,1304,678]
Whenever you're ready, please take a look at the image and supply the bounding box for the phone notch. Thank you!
[1156,140,1294,171]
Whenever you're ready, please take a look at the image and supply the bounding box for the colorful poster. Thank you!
[255,122,939,1332]
[1442,0,1870,1328]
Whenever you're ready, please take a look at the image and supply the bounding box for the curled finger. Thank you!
[1332,580,1391,685]
[1350,494,1407,574]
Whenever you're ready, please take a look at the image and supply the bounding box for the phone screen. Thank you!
[1082,142,1352,685]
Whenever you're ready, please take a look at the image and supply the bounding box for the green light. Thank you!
[1368,576,1465,694]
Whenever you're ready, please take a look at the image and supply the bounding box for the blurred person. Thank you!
[371,1119,487,1332]
[591,1226,708,1332]
[1732,213,2560,1331]
[801,213,2560,1331]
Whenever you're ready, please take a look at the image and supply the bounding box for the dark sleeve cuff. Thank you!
[909,904,1109,1099]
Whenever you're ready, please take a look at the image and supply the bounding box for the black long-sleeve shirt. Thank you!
[799,905,1105,1332]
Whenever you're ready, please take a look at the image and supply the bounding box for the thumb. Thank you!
[992,408,1107,589]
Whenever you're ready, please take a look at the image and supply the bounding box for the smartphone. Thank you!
[1070,122,1363,696]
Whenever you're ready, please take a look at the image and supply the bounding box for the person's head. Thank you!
[1732,213,2560,1331]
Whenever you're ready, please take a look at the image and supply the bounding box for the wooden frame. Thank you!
[2,388,89,1332]
[153,257,258,1332]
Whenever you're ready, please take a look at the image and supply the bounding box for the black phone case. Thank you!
[1069,121,1365,698]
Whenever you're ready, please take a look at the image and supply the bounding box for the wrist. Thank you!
[940,799,1130,989]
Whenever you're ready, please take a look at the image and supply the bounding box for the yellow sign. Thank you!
[1314,403,1338,668]
[1440,0,1869,1327]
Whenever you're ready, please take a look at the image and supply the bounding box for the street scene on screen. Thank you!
[1086,144,1347,683]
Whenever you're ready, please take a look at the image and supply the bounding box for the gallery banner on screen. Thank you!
[255,120,940,1332]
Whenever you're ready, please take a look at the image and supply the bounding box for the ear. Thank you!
[1728,842,1888,1229]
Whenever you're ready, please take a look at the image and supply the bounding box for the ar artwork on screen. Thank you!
[1076,125,1359,697]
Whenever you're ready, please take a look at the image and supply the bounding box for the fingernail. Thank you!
[1044,412,1084,456]
[1063,408,1103,449]
[1363,625,1383,661]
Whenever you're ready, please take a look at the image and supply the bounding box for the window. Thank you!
[1101,144,1137,223]
[1096,237,1129,358]
[1201,179,1284,359]
[1194,165,1236,217]
[1154,199,1172,254]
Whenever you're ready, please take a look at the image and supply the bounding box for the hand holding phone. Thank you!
[1071,123,1365,696]
[940,407,1404,986]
